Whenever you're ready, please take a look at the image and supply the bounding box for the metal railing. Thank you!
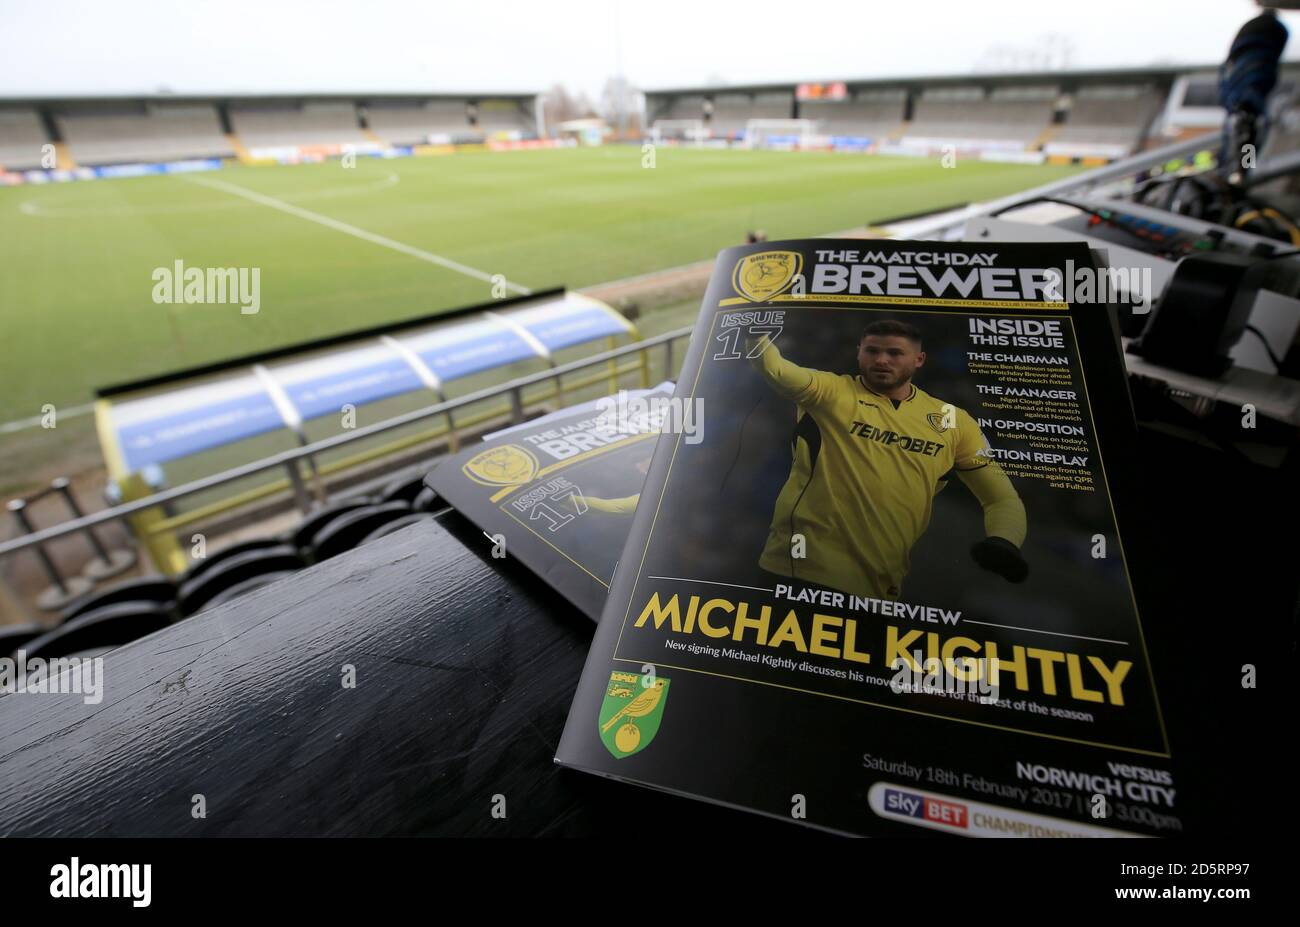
[0,327,694,563]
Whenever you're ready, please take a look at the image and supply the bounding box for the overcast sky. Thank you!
[2,0,1296,100]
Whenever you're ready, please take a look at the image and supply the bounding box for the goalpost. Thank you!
[650,119,707,145]
[745,118,816,150]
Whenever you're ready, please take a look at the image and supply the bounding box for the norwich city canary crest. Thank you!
[462,444,540,487]
[733,251,802,302]
[598,671,670,758]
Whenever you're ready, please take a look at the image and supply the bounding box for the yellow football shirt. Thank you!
[752,337,1007,600]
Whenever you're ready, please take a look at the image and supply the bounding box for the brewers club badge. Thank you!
[598,671,670,758]
[926,411,953,434]
[733,250,803,302]
[461,443,540,487]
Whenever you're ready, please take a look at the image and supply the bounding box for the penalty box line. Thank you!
[182,174,532,295]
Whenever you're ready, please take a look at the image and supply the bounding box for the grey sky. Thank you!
[1,0,1293,100]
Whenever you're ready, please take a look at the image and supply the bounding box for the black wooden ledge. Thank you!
[0,510,792,837]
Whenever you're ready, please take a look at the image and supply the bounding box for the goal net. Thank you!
[745,118,815,150]
[650,119,707,144]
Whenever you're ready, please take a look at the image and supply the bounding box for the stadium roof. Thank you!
[0,90,539,107]
[644,62,1300,96]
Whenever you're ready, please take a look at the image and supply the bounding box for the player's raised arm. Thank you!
[746,333,840,409]
[952,409,1029,582]
[584,494,639,515]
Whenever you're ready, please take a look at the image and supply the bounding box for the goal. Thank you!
[745,118,816,150]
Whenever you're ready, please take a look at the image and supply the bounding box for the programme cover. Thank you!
[426,383,680,620]
[556,238,1182,836]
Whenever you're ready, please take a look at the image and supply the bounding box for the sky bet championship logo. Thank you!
[733,251,803,302]
[598,671,670,758]
[868,782,1139,837]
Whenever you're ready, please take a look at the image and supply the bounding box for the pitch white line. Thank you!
[182,174,532,295]
[0,403,94,434]
[19,170,403,218]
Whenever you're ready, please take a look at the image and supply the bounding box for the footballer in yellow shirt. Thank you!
[749,319,1027,600]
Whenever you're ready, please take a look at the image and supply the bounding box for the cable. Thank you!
[990,196,1173,249]
[1235,205,1300,245]
[1242,325,1283,369]
[997,191,1300,257]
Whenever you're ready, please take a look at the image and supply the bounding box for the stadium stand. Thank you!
[643,66,1270,159]
[57,102,234,166]
[710,92,793,136]
[0,107,49,170]
[1045,85,1164,159]
[1152,73,1230,142]
[230,101,371,151]
[1262,84,1300,159]
[656,94,707,122]
[365,99,473,144]
[903,85,1056,150]
[799,90,905,140]
[475,99,536,136]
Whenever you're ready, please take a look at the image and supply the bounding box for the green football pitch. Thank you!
[0,146,1082,426]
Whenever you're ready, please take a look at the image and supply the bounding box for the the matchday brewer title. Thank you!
[809,248,1062,302]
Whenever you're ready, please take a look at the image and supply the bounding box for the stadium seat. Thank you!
[23,602,174,660]
[475,99,536,137]
[290,500,375,552]
[359,512,433,546]
[710,92,792,136]
[1,623,48,658]
[380,472,429,506]
[1045,86,1164,158]
[199,570,300,612]
[366,100,472,145]
[904,86,1056,150]
[57,103,234,166]
[307,502,415,562]
[0,108,50,170]
[411,487,439,512]
[177,545,304,616]
[180,538,287,584]
[64,648,116,661]
[230,102,369,151]
[798,94,904,140]
[61,578,177,622]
